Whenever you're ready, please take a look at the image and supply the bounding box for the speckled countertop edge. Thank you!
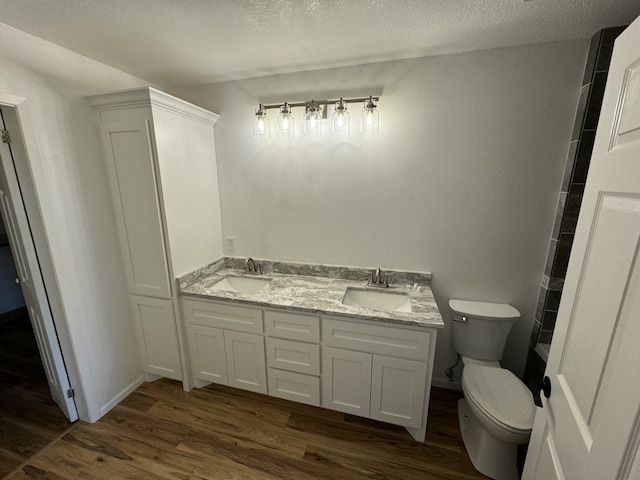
[177,258,444,329]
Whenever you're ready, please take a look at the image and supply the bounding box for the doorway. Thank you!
[0,105,78,474]
[0,311,72,477]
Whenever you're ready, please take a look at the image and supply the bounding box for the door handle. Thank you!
[533,376,552,408]
[540,376,551,398]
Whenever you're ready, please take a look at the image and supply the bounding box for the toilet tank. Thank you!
[449,299,520,361]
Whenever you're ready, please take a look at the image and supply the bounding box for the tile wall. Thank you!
[524,26,626,393]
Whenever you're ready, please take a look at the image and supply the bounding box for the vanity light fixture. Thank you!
[361,95,379,134]
[253,95,380,138]
[277,102,295,138]
[253,104,271,138]
[331,98,350,136]
[304,100,323,136]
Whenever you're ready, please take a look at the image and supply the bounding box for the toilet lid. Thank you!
[449,299,520,320]
[462,363,535,432]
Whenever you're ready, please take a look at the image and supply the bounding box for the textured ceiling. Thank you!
[0,0,639,88]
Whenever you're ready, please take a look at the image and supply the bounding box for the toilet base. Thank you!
[458,398,519,480]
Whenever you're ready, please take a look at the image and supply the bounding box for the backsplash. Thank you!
[178,257,432,289]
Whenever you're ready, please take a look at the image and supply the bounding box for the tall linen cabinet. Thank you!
[88,87,223,389]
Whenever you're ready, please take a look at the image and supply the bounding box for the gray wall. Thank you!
[175,40,588,385]
[0,22,150,420]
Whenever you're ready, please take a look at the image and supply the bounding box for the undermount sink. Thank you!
[210,275,270,294]
[341,287,412,313]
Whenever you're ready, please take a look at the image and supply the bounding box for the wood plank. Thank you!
[0,317,71,478]
[11,379,489,479]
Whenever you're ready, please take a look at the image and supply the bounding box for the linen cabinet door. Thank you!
[224,331,267,394]
[370,355,427,428]
[187,324,228,388]
[100,119,171,299]
[322,347,371,417]
[130,295,182,380]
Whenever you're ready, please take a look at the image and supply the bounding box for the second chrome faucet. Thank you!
[368,267,389,287]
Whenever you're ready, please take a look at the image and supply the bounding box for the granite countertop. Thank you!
[178,258,444,329]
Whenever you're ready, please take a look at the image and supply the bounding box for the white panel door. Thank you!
[130,295,182,381]
[370,355,427,428]
[224,331,267,394]
[100,119,171,299]
[523,18,640,479]
[0,114,78,421]
[322,347,372,417]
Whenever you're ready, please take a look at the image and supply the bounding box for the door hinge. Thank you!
[67,388,75,398]
[1,130,10,144]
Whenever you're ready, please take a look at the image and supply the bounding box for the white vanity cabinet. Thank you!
[182,295,438,442]
[88,87,223,387]
[322,318,435,438]
[183,298,267,394]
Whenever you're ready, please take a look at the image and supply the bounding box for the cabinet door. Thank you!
[101,119,171,299]
[187,324,228,388]
[130,295,182,380]
[224,331,267,394]
[370,355,427,428]
[322,347,371,417]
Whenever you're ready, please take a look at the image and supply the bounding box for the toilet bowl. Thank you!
[449,299,535,480]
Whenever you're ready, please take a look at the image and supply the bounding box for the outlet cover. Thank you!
[224,236,236,254]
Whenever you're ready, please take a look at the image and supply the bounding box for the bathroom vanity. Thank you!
[178,259,443,442]
[86,87,444,442]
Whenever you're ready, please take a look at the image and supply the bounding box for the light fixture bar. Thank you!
[255,95,381,138]
[258,96,379,110]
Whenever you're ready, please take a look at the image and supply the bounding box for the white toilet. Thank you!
[449,299,535,480]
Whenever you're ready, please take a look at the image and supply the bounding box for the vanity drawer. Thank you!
[265,310,320,342]
[268,368,320,407]
[182,298,263,334]
[266,337,320,375]
[322,318,431,361]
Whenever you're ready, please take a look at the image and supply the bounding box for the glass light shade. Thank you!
[361,97,379,134]
[304,103,322,136]
[253,105,271,138]
[277,103,295,138]
[331,99,350,136]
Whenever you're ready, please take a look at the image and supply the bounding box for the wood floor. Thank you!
[0,315,72,478]
[7,375,490,479]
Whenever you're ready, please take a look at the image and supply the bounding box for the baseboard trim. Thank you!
[432,375,462,391]
[98,375,145,419]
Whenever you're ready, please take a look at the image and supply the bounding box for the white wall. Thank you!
[175,40,588,384]
[0,23,152,420]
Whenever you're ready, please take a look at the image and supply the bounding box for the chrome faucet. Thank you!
[368,267,389,287]
[245,257,262,274]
